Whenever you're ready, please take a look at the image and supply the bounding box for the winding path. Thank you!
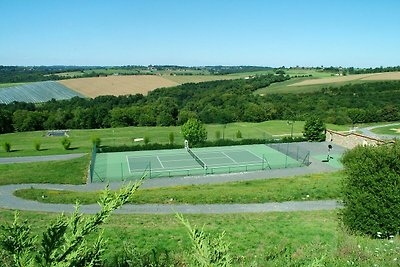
[0,143,346,214]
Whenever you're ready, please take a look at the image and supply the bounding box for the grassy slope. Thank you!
[256,77,380,95]
[0,121,349,157]
[370,123,400,135]
[14,171,343,204]
[0,156,89,185]
[0,208,397,266]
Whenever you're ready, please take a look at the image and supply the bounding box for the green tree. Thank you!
[303,116,326,141]
[341,143,400,238]
[181,118,207,146]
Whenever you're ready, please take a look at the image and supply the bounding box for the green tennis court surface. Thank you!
[92,144,309,182]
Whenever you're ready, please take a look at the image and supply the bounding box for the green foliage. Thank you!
[112,244,174,267]
[303,116,326,141]
[0,212,36,266]
[143,135,150,145]
[61,137,71,150]
[236,130,242,139]
[181,118,207,146]
[0,181,142,267]
[168,132,174,145]
[3,141,11,152]
[341,143,400,238]
[34,140,41,151]
[91,136,101,148]
[177,213,232,267]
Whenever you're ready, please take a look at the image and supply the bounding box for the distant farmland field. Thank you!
[0,81,84,104]
[59,75,180,97]
[256,71,400,95]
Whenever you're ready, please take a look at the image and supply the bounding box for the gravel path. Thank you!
[0,142,345,214]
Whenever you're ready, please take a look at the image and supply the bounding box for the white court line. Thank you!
[245,149,264,161]
[221,152,238,164]
[157,156,165,168]
[126,155,133,174]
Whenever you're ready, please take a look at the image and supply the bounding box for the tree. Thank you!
[303,116,326,141]
[0,109,13,133]
[181,118,207,146]
[341,143,400,238]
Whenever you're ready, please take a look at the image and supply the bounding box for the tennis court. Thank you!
[91,144,309,182]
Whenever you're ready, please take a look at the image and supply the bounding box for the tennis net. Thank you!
[187,148,207,169]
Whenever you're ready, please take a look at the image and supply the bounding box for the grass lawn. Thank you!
[14,171,343,204]
[0,156,89,185]
[0,121,349,157]
[370,123,400,135]
[0,208,398,266]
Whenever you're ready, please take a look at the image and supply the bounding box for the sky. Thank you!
[1,0,400,67]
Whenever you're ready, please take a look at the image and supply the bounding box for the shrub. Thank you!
[61,137,71,150]
[168,132,175,145]
[236,130,242,139]
[215,130,221,140]
[34,140,41,151]
[143,136,150,145]
[2,142,11,152]
[91,136,101,148]
[340,142,400,238]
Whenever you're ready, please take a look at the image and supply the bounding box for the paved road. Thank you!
[0,153,87,164]
[0,142,345,214]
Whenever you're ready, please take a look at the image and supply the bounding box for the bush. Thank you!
[168,132,174,145]
[2,142,11,152]
[144,136,150,145]
[61,137,71,150]
[91,136,101,148]
[99,136,306,153]
[215,130,221,140]
[340,142,400,238]
[236,130,242,139]
[34,141,41,151]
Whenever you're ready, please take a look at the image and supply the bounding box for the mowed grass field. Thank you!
[256,71,400,95]
[14,171,343,204]
[0,208,397,266]
[0,121,349,157]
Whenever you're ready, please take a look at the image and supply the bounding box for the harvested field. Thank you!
[59,75,179,97]
[361,71,400,80]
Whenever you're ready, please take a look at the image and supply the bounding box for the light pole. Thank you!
[287,120,294,139]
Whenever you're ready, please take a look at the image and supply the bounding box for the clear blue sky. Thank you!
[1,0,400,67]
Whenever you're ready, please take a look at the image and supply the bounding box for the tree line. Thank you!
[1,76,400,134]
